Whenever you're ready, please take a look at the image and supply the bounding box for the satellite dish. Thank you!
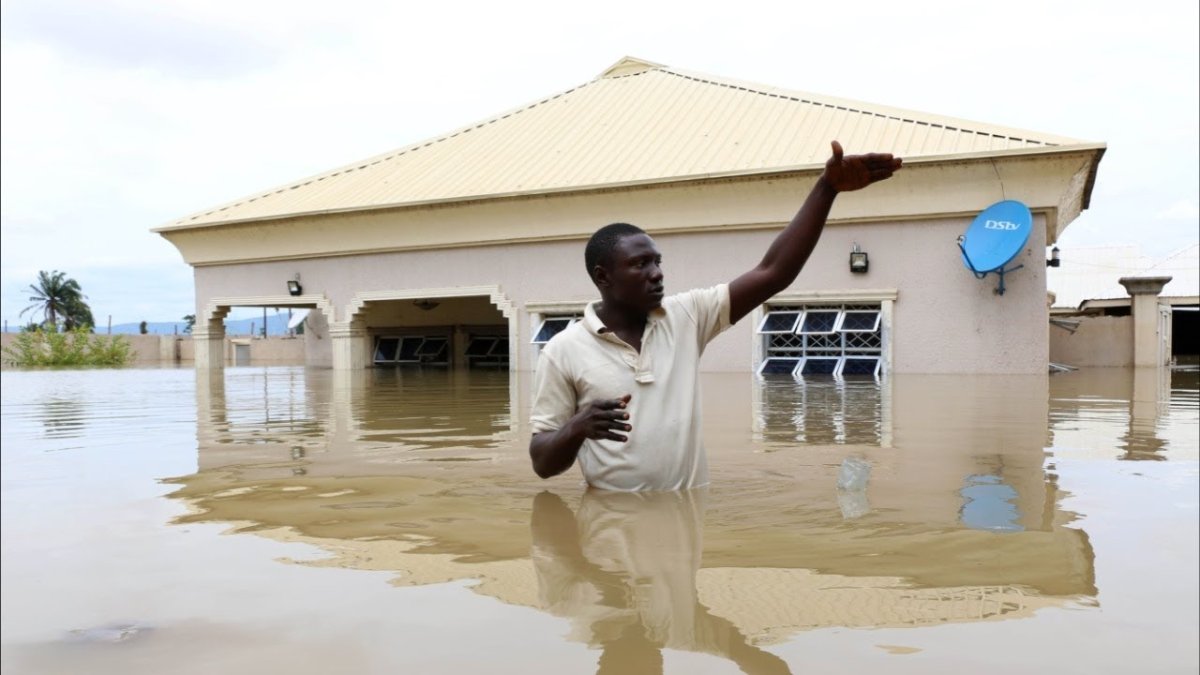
[957,200,1032,296]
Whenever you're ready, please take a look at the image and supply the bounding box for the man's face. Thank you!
[597,233,665,313]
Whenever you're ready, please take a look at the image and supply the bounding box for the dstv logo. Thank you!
[984,219,1021,231]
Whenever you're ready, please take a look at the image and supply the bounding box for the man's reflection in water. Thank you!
[530,490,790,675]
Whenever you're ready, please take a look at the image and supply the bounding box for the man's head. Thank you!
[585,223,665,313]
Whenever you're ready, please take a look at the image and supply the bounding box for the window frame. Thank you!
[531,316,578,345]
[797,356,841,376]
[837,355,882,378]
[835,310,882,334]
[755,310,803,335]
[757,356,802,376]
[796,309,841,335]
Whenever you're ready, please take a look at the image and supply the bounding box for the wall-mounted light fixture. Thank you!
[1046,246,1061,267]
[413,299,440,311]
[849,243,869,274]
[287,274,303,296]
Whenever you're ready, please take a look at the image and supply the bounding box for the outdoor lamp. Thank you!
[287,275,303,296]
[412,299,441,311]
[1046,246,1061,267]
[849,243,869,274]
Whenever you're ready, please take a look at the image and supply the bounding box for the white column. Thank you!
[193,327,226,370]
[330,323,370,370]
[1119,276,1172,367]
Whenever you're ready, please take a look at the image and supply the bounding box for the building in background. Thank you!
[1049,244,1198,367]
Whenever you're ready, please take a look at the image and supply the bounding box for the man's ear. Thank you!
[592,264,611,288]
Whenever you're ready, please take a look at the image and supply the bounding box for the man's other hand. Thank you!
[572,394,632,442]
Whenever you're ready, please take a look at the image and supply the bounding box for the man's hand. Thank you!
[530,394,632,479]
[570,394,632,443]
[821,140,902,193]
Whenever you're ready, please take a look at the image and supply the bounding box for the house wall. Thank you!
[192,209,1050,375]
[1049,316,1134,367]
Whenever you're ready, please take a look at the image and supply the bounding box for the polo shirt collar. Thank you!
[583,300,666,337]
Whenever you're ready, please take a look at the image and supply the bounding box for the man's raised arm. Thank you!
[728,141,902,323]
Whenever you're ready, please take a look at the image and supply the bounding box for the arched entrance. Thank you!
[341,286,516,372]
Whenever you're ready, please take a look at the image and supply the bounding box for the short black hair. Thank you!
[585,223,645,281]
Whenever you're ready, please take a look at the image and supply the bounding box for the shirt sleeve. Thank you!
[530,349,577,434]
[679,283,732,348]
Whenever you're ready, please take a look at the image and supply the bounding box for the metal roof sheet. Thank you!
[164,56,1093,230]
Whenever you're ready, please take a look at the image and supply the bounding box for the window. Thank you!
[465,337,496,357]
[532,315,581,345]
[797,310,839,335]
[466,333,509,369]
[374,337,400,362]
[417,337,449,363]
[839,356,881,377]
[373,334,451,365]
[836,310,881,333]
[757,357,800,375]
[757,303,884,378]
[757,311,801,334]
[396,336,424,362]
[798,356,839,375]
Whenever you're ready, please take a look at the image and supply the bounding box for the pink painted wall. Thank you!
[193,214,1050,374]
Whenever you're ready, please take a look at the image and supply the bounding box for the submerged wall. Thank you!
[1050,316,1134,368]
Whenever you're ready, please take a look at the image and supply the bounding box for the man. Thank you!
[530,141,901,490]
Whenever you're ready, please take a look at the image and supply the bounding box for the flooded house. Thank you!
[155,57,1105,376]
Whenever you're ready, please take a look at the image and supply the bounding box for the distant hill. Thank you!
[106,315,293,336]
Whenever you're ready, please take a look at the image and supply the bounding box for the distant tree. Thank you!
[183,314,196,334]
[21,270,89,330]
[62,295,95,331]
[139,320,148,335]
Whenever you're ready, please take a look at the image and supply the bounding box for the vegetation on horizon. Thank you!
[7,270,131,366]
[2,325,132,367]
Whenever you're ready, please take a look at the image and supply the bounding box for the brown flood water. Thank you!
[1,366,1197,674]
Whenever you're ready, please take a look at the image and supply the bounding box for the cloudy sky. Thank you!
[1,0,1196,327]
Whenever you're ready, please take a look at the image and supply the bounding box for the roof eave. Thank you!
[153,143,1107,234]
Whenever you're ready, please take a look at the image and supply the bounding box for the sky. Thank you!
[1,0,1197,328]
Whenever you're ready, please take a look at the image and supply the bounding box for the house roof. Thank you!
[161,56,1095,231]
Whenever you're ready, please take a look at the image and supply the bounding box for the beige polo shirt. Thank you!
[530,285,732,491]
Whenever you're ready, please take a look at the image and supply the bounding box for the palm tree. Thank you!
[21,270,88,330]
[63,295,95,331]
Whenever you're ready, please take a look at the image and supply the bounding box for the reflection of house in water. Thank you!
[752,376,887,447]
[171,369,1096,657]
[194,367,516,473]
[1049,367,1196,461]
[38,395,88,440]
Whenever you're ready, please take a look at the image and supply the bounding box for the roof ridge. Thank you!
[656,66,1075,148]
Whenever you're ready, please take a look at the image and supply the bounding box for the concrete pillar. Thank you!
[1119,276,1172,367]
[330,323,370,370]
[193,329,226,370]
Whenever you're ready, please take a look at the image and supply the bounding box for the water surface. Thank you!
[2,366,1196,673]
